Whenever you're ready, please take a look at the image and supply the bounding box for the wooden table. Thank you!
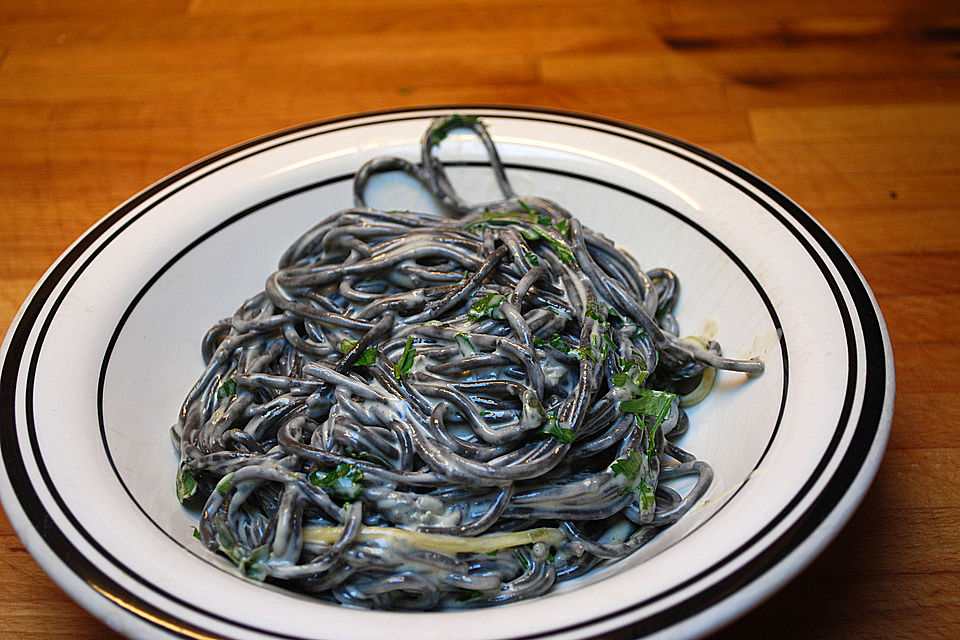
[1,1,957,638]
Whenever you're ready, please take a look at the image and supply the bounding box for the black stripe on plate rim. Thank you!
[1,106,889,640]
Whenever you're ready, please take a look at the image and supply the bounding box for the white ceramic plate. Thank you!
[0,107,893,640]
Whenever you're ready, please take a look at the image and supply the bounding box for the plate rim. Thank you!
[0,104,894,640]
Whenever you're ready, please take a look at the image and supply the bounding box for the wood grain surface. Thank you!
[1,1,958,638]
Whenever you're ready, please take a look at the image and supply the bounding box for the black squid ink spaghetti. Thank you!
[171,115,763,610]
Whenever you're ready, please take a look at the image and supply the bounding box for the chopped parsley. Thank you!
[582,302,628,330]
[616,356,651,388]
[619,389,675,420]
[429,114,481,146]
[215,472,235,497]
[469,207,576,259]
[217,378,237,400]
[573,345,595,362]
[554,218,570,238]
[584,302,604,323]
[394,336,417,379]
[638,477,655,510]
[533,332,569,353]
[309,463,365,500]
[215,524,270,581]
[339,339,377,366]
[240,544,271,580]
[602,334,619,356]
[573,333,610,363]
[540,416,576,444]
[611,450,644,481]
[520,390,547,428]
[517,200,553,225]
[530,225,576,265]
[454,332,477,356]
[514,548,531,571]
[468,292,505,321]
[611,451,657,510]
[353,347,378,366]
[620,388,676,456]
[520,391,573,443]
[346,448,390,467]
[176,461,198,503]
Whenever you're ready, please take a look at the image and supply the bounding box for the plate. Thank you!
[0,107,894,640]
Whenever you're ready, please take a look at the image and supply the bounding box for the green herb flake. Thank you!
[553,218,570,238]
[619,357,651,386]
[548,333,568,352]
[611,450,644,481]
[241,544,271,580]
[515,548,531,572]
[584,302,604,323]
[517,226,538,241]
[192,526,201,540]
[430,114,481,146]
[573,345,596,362]
[215,472,235,497]
[515,199,552,225]
[353,347,377,366]
[346,448,390,467]
[534,333,569,353]
[620,388,675,457]
[215,521,236,553]
[340,339,377,366]
[540,418,576,444]
[217,532,270,582]
[467,292,506,321]
[619,389,675,420]
[217,378,237,400]
[454,332,477,357]
[602,334,619,355]
[394,336,417,379]
[176,461,198,503]
[309,463,365,500]
[525,251,540,266]
[531,225,576,265]
[611,373,630,387]
[638,477,655,510]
